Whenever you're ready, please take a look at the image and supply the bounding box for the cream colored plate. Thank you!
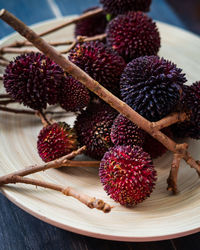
[0,17,200,241]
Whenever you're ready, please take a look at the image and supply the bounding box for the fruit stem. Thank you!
[0,99,15,105]
[151,112,189,131]
[0,58,9,66]
[0,94,10,99]
[0,146,86,181]
[36,110,52,126]
[0,175,111,212]
[0,7,103,51]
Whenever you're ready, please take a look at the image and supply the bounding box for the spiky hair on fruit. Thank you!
[69,41,126,96]
[74,102,118,160]
[100,0,152,16]
[172,82,200,139]
[75,6,107,37]
[59,74,90,112]
[120,55,186,122]
[143,127,173,159]
[3,52,64,110]
[99,145,157,207]
[111,114,145,146]
[37,122,78,162]
[106,11,160,62]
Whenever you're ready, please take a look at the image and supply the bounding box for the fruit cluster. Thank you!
[3,0,200,207]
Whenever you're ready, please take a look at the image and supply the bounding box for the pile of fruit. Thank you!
[2,0,200,207]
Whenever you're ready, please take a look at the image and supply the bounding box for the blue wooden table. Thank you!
[0,0,199,249]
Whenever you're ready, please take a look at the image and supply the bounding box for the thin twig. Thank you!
[39,7,103,37]
[0,58,9,66]
[36,110,51,126]
[152,112,189,131]
[5,40,74,48]
[61,40,77,54]
[60,33,107,54]
[0,175,111,212]
[0,146,86,182]
[0,105,35,114]
[0,33,107,56]
[6,33,106,48]
[0,7,103,51]
[167,153,182,194]
[0,99,15,105]
[65,160,99,167]
[0,105,68,116]
[0,94,10,98]
[0,55,9,61]
[0,47,38,54]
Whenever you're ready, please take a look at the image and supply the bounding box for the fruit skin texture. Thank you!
[99,145,157,206]
[120,56,186,122]
[75,6,107,37]
[37,122,78,162]
[100,0,152,16]
[106,11,160,62]
[172,82,200,139]
[74,103,118,160]
[3,52,64,110]
[143,128,173,159]
[59,74,90,112]
[69,41,126,96]
[111,114,145,146]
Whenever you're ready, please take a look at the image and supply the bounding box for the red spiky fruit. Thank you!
[100,0,152,16]
[59,75,90,112]
[75,6,107,37]
[37,122,78,162]
[106,11,160,62]
[69,41,126,96]
[99,145,157,206]
[74,103,118,160]
[143,128,173,159]
[3,52,64,110]
[111,114,145,146]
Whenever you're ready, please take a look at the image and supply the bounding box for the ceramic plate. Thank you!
[0,17,200,241]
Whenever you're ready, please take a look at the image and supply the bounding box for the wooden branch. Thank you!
[0,47,38,54]
[61,40,77,54]
[36,110,51,126]
[167,153,182,194]
[0,105,67,116]
[0,105,35,115]
[0,175,111,212]
[0,99,15,105]
[4,39,74,48]
[0,58,9,66]
[0,146,86,182]
[38,7,103,37]
[152,112,189,131]
[0,94,10,98]
[60,33,107,54]
[0,33,107,56]
[0,7,103,51]
[1,9,200,193]
[5,33,106,48]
